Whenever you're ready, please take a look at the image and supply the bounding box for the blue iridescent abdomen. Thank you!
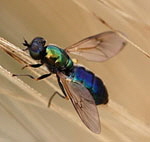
[70,66,108,105]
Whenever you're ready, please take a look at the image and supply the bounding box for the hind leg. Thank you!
[48,75,69,107]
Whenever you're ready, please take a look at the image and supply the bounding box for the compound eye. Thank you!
[40,39,46,46]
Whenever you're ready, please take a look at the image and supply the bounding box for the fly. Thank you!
[13,31,127,133]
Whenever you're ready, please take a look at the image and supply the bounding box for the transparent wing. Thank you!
[57,72,101,133]
[65,31,127,62]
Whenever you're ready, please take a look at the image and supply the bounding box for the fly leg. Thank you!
[22,63,43,70]
[13,62,51,80]
[48,74,69,107]
[56,74,68,98]
[47,91,66,107]
[12,73,51,80]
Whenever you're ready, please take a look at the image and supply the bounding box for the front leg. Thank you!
[22,63,43,70]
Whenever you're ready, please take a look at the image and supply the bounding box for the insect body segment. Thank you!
[70,66,108,105]
[45,45,73,71]
[23,37,46,60]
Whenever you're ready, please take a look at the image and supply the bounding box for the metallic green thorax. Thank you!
[45,45,73,70]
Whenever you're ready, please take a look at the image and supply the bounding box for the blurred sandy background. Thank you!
[0,0,150,141]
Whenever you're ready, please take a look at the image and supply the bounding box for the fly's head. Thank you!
[23,37,46,60]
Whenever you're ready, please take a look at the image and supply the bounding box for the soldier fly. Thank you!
[13,31,127,133]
